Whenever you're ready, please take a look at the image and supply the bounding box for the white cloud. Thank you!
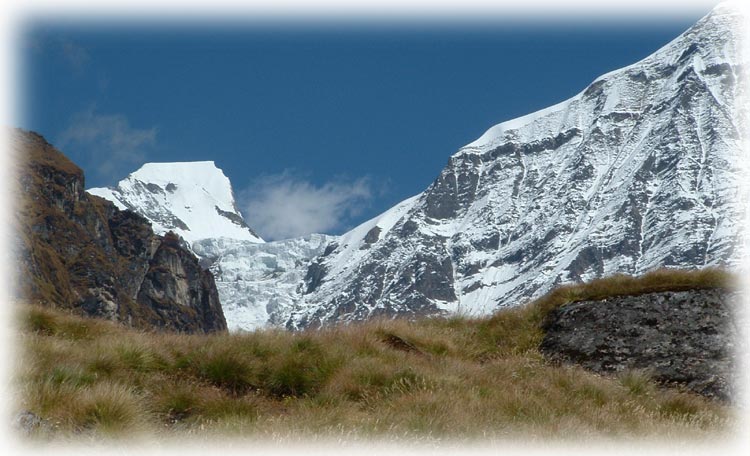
[241,172,374,241]
[58,107,157,179]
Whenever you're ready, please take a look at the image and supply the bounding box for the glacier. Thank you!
[192,234,337,331]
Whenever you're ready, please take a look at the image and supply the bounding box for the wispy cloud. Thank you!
[58,107,157,180]
[26,35,90,74]
[240,172,374,241]
[59,38,90,74]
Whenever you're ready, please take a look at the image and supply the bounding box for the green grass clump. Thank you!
[197,350,254,393]
[72,384,144,434]
[13,268,735,441]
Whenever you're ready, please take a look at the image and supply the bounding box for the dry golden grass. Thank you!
[13,268,736,441]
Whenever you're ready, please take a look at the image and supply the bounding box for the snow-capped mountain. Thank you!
[88,161,336,331]
[88,161,263,246]
[282,4,746,328]
[89,4,746,331]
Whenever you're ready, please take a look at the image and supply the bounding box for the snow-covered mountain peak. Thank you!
[132,160,220,185]
[461,4,743,155]
[88,161,263,246]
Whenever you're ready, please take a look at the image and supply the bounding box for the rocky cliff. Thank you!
[12,129,226,333]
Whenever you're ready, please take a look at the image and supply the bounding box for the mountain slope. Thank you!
[285,4,746,328]
[16,269,733,438]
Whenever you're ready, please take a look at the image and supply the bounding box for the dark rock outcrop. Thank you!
[539,288,736,400]
[12,129,227,333]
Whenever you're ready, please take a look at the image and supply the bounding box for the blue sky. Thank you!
[19,11,706,240]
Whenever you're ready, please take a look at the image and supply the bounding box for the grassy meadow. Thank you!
[13,268,737,442]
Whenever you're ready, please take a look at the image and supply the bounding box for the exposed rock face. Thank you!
[539,288,736,400]
[136,232,225,332]
[12,129,226,333]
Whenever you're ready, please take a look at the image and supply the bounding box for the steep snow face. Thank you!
[282,5,747,328]
[88,161,263,245]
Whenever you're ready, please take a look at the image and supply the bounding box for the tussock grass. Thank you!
[14,268,735,441]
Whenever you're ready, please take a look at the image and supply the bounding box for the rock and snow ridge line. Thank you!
[460,3,744,155]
